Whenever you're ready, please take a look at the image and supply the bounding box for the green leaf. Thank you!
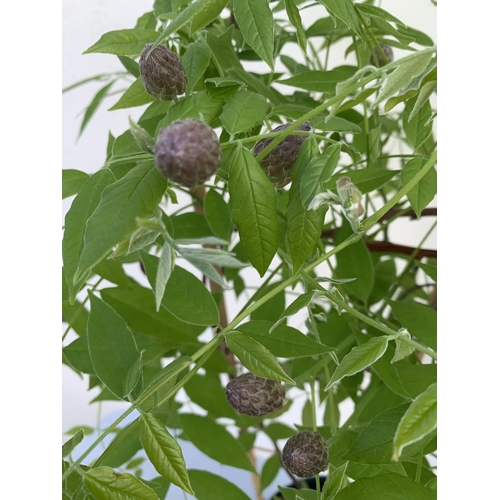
[233,0,275,70]
[285,136,327,273]
[225,331,295,384]
[63,337,95,375]
[141,253,219,326]
[79,81,116,136]
[204,189,232,241]
[368,258,397,306]
[158,87,235,130]
[100,286,203,343]
[278,66,358,92]
[109,77,155,110]
[190,0,229,34]
[260,453,281,491]
[62,297,90,337]
[271,291,316,331]
[356,4,406,26]
[401,158,436,218]
[220,90,268,134]
[395,363,437,399]
[403,98,433,150]
[153,0,173,18]
[321,462,348,500]
[153,0,213,46]
[392,330,415,363]
[374,52,435,105]
[389,300,437,350]
[284,0,307,53]
[62,429,84,458]
[87,292,140,399]
[181,39,212,95]
[250,284,285,323]
[300,144,341,208]
[62,169,90,199]
[138,356,192,412]
[409,81,436,122]
[334,222,374,302]
[279,487,318,500]
[312,116,362,133]
[76,161,167,283]
[155,242,175,312]
[393,383,437,461]
[84,29,159,56]
[335,473,436,500]
[228,144,279,277]
[325,336,389,389]
[326,168,399,195]
[128,117,156,154]
[384,89,419,114]
[140,413,193,495]
[184,373,236,418]
[93,259,130,287]
[264,422,296,440]
[343,404,431,464]
[415,260,437,282]
[188,469,252,500]
[84,466,160,500]
[118,56,140,77]
[98,420,142,468]
[180,414,255,472]
[182,257,228,289]
[238,320,335,358]
[176,248,245,269]
[63,168,115,303]
[318,0,363,37]
[62,461,84,500]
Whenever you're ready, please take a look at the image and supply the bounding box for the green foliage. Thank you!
[63,1,437,497]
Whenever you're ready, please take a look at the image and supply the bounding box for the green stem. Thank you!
[416,449,424,483]
[309,377,321,500]
[225,274,301,332]
[310,378,317,433]
[220,131,340,150]
[305,290,338,432]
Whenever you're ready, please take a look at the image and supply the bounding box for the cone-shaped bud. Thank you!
[253,122,311,188]
[225,373,286,417]
[369,44,394,67]
[154,119,221,188]
[140,43,187,101]
[282,431,329,478]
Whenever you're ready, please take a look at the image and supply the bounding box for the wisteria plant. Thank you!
[62,1,437,499]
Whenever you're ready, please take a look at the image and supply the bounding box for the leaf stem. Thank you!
[416,449,424,483]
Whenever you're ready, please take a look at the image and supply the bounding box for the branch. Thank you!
[379,207,437,222]
[321,231,436,260]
